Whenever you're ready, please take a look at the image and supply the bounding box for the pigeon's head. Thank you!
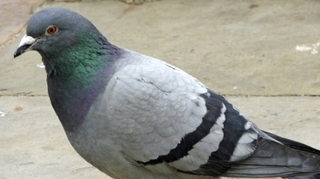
[14,7,101,59]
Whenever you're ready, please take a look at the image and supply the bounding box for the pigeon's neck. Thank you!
[45,39,122,132]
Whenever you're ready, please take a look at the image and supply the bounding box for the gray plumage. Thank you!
[14,7,320,179]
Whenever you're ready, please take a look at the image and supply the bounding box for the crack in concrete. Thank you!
[0,25,26,51]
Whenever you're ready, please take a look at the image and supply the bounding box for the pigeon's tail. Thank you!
[284,174,320,179]
[265,131,320,179]
[223,131,320,179]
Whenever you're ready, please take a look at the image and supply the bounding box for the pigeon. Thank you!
[14,7,320,179]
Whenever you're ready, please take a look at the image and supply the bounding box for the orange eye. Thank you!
[46,25,58,35]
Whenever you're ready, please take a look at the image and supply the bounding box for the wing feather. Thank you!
[103,58,208,164]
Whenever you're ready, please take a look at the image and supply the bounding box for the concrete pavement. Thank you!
[0,0,320,179]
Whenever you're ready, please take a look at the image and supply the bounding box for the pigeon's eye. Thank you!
[46,25,58,35]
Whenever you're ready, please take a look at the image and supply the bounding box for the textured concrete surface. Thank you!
[2,0,320,96]
[0,0,320,179]
[0,97,106,179]
[0,0,45,50]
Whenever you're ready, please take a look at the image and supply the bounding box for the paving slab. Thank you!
[1,96,319,179]
[0,96,108,179]
[1,0,320,96]
[0,0,45,50]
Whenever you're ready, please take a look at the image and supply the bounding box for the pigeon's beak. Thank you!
[14,35,36,58]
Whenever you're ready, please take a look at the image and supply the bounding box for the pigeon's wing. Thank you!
[101,56,259,176]
[101,54,320,178]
